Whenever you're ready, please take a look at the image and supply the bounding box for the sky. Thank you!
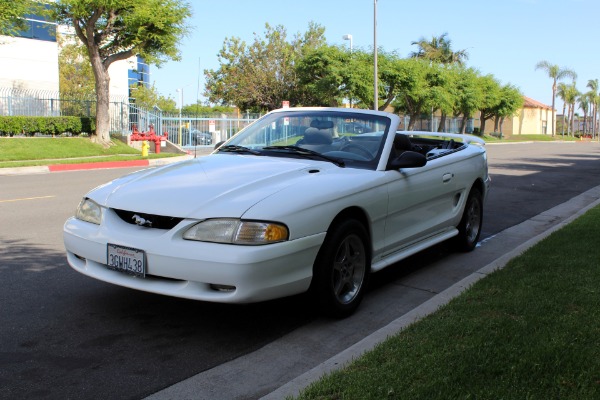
[151,0,598,110]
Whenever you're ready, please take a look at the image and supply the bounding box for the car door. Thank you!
[381,153,461,256]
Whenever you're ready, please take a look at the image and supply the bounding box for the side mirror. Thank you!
[214,141,225,150]
[389,151,427,169]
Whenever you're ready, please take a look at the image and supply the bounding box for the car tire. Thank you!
[312,219,370,318]
[455,187,483,252]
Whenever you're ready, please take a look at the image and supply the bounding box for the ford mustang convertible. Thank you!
[64,107,490,317]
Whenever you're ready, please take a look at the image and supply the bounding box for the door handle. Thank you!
[442,173,453,183]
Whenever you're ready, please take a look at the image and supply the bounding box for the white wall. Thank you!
[0,36,59,92]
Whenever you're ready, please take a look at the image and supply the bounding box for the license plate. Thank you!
[107,244,146,277]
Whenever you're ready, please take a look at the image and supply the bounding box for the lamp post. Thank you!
[373,0,378,111]
[342,34,353,53]
[343,34,353,108]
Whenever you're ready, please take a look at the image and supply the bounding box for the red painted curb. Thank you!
[48,159,150,172]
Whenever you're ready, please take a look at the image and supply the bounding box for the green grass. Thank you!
[0,137,178,167]
[483,134,580,142]
[294,205,600,400]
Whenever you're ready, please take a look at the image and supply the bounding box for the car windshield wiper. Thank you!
[217,145,262,155]
[262,145,345,167]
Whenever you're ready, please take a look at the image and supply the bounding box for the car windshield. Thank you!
[219,110,392,169]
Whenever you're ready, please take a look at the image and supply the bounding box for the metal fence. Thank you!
[397,115,476,134]
[0,87,476,142]
[127,106,261,147]
[0,88,261,141]
[0,87,131,134]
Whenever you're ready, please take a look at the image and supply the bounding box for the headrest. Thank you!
[310,120,334,130]
[394,134,412,151]
[303,127,332,144]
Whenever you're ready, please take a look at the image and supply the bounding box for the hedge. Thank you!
[0,116,96,136]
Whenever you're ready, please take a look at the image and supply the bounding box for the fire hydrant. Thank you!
[141,140,149,157]
[130,124,169,154]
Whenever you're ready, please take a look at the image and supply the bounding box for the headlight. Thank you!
[183,218,289,245]
[75,198,102,225]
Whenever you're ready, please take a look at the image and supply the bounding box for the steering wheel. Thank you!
[339,143,373,159]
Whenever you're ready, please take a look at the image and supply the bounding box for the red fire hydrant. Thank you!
[130,124,168,154]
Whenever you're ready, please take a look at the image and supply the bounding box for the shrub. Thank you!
[0,116,96,136]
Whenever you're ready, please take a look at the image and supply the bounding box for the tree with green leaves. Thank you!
[410,32,469,66]
[296,45,349,107]
[491,84,524,134]
[476,74,502,134]
[51,0,191,145]
[205,22,326,111]
[425,63,457,132]
[0,0,38,37]
[535,61,577,136]
[181,103,236,116]
[58,35,95,100]
[452,67,484,134]
[390,58,431,130]
[129,83,177,114]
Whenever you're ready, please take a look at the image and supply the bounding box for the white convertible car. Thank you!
[64,108,490,317]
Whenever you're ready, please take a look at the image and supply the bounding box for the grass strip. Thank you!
[0,137,179,167]
[295,205,600,400]
[483,134,580,142]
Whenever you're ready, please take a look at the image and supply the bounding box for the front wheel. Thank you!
[455,187,483,252]
[312,219,370,318]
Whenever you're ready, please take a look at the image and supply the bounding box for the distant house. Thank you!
[503,96,553,136]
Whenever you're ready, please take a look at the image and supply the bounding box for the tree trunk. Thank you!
[437,113,446,132]
[94,70,112,145]
[459,115,467,134]
[551,82,556,136]
[407,114,417,131]
[89,50,112,146]
[479,117,487,135]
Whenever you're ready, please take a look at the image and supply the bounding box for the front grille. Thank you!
[113,209,184,230]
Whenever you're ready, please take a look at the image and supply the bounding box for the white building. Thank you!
[0,9,146,99]
[0,15,59,92]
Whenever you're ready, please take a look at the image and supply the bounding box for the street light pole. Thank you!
[176,87,183,146]
[343,34,353,108]
[373,0,378,111]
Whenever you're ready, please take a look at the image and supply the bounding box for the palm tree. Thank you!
[535,61,577,136]
[586,79,599,138]
[411,32,469,66]
[577,93,590,135]
[556,83,568,135]
[565,84,579,136]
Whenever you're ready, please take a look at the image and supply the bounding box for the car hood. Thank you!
[86,155,330,218]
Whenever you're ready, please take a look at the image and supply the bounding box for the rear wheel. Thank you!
[312,219,370,318]
[455,188,483,252]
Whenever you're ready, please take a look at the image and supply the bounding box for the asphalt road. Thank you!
[1,141,600,399]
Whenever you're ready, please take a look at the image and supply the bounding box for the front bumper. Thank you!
[63,214,325,303]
